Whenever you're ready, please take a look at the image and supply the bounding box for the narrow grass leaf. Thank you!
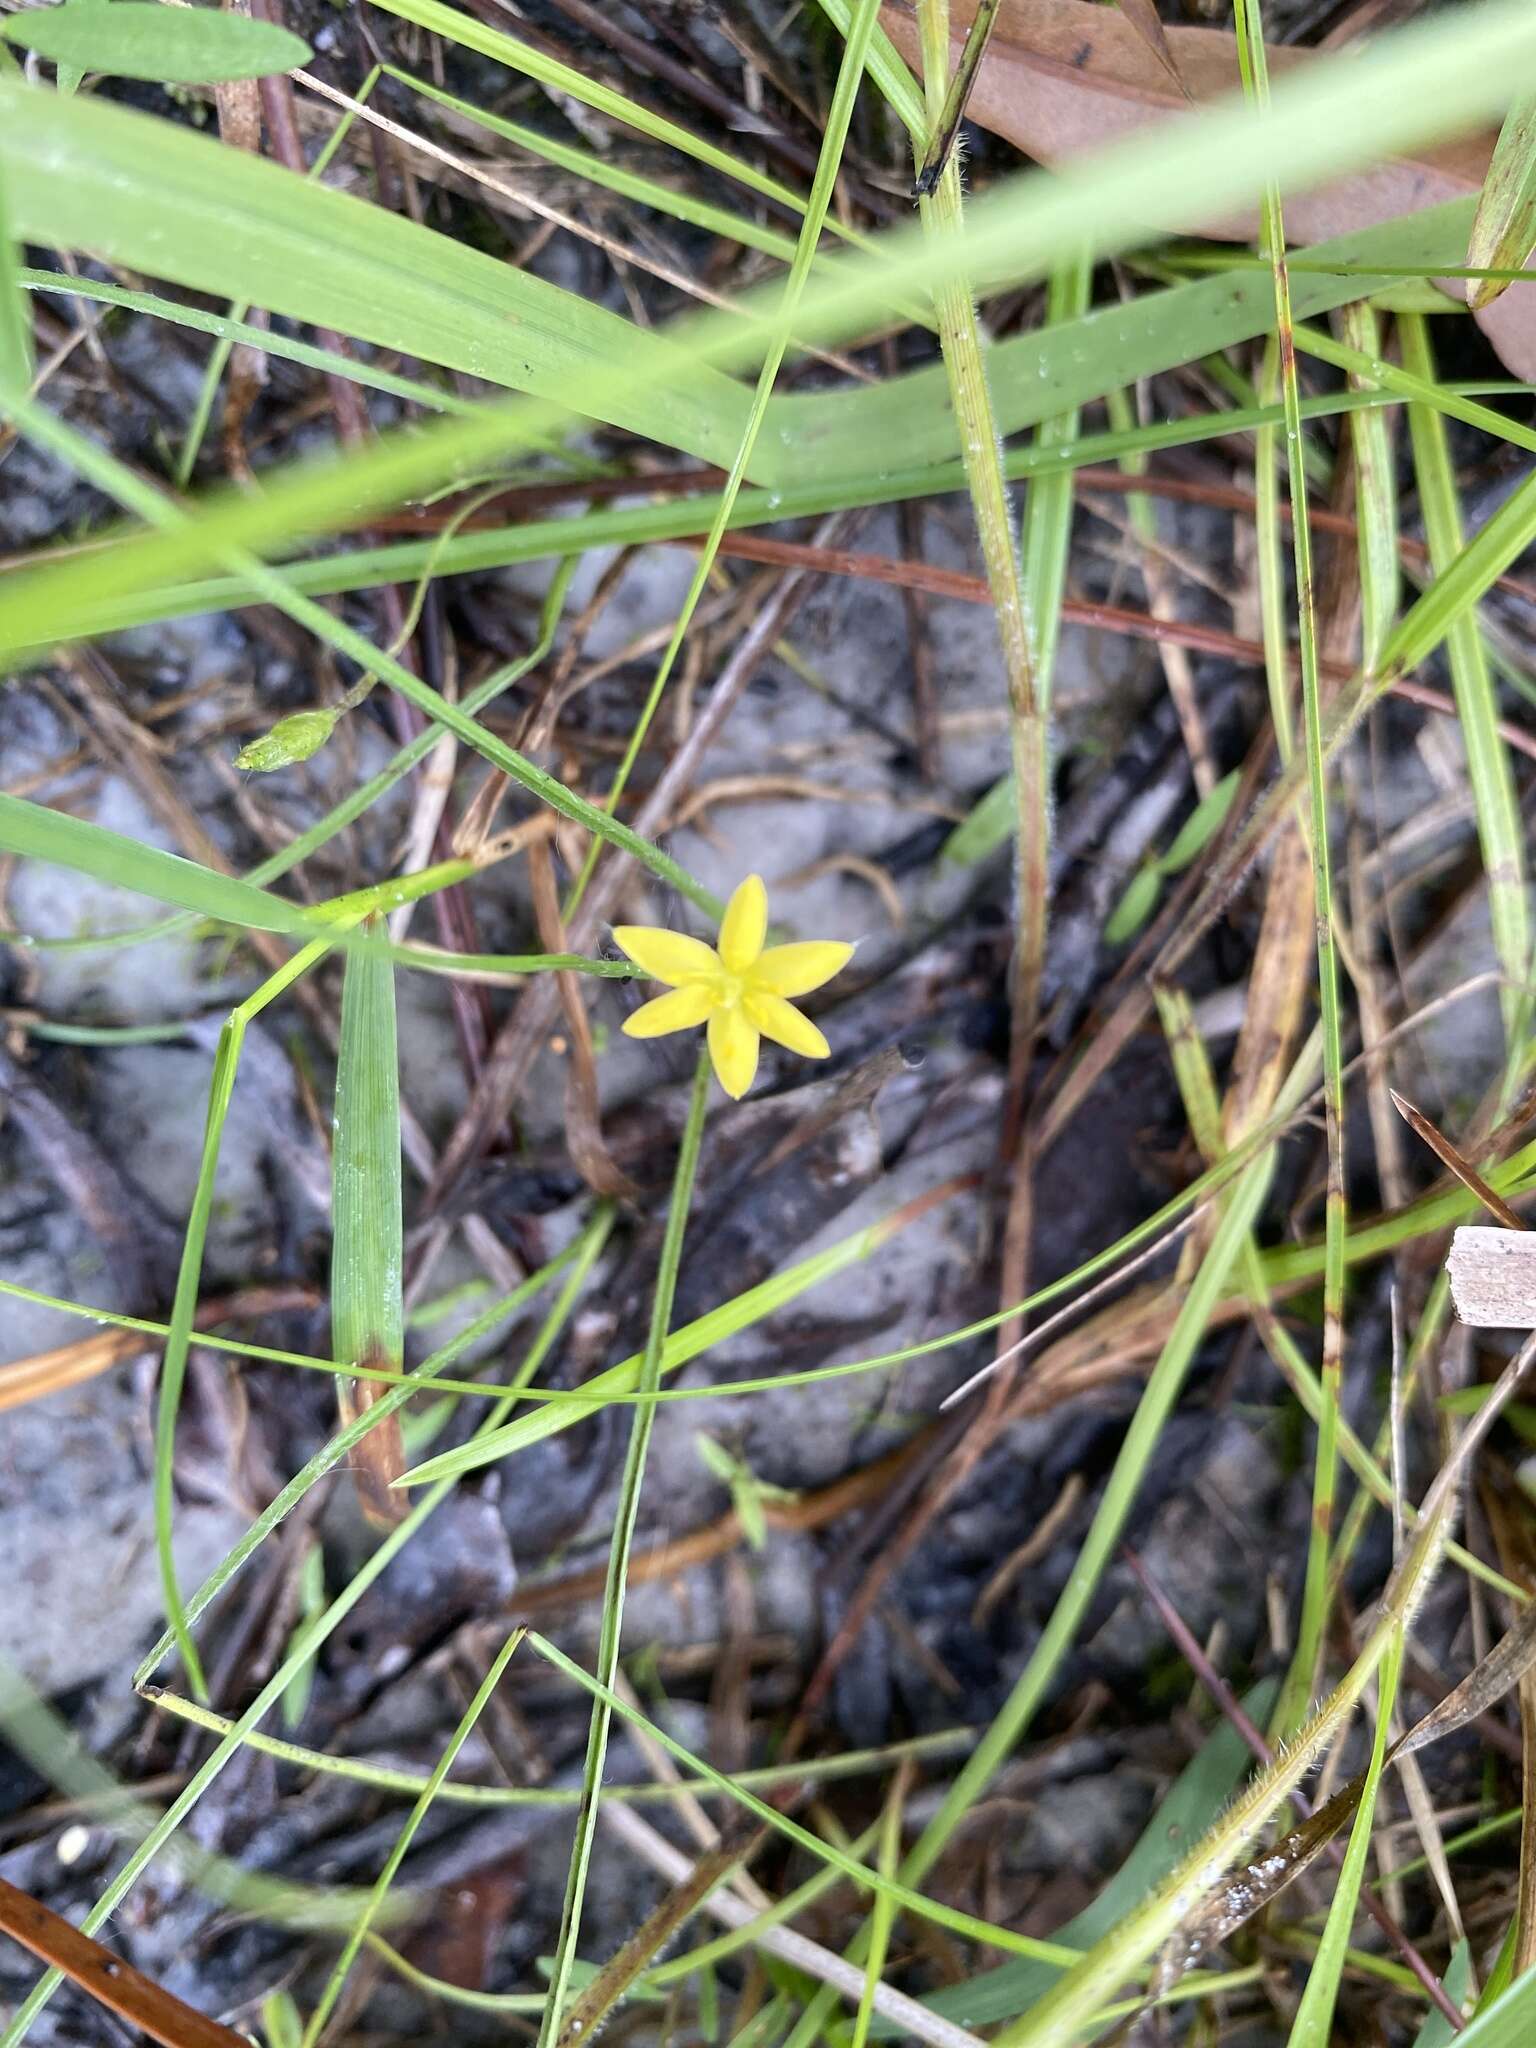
[153,938,333,1700]
[538,1053,712,2046]
[1285,1636,1406,2048]
[1468,91,1536,309]
[331,917,407,1528]
[0,792,317,935]
[389,67,797,264]
[300,1629,525,2044]
[1400,310,1531,1057]
[888,1683,1278,2033]
[20,269,479,415]
[0,3,309,82]
[0,164,31,393]
[1412,1942,1472,2048]
[398,1197,940,1485]
[1339,302,1399,669]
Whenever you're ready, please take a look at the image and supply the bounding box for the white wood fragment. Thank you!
[1447,1225,1536,1328]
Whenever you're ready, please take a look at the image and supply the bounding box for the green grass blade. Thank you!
[1284,1636,1406,2048]
[398,1192,939,1486]
[331,916,407,1528]
[0,789,317,934]
[21,269,477,416]
[0,3,310,82]
[1340,302,1399,671]
[151,939,334,1699]
[0,78,750,461]
[537,1052,712,2047]
[300,1628,525,2043]
[1399,310,1531,1057]
[562,0,887,918]
[896,1126,1285,1894]
[815,0,926,137]
[1468,90,1536,309]
[388,66,797,264]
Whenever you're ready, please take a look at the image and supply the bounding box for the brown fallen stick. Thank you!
[0,1875,247,2048]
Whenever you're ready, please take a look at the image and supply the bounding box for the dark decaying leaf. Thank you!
[879,0,1536,378]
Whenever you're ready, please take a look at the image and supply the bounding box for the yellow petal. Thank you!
[612,925,721,988]
[707,1003,760,1099]
[744,991,829,1060]
[622,983,718,1039]
[717,873,768,975]
[751,940,853,998]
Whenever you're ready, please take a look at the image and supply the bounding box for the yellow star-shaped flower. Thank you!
[615,874,853,1100]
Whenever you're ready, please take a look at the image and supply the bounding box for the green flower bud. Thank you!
[235,708,338,773]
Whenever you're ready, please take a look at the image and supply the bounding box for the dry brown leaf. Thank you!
[879,0,1536,377]
[0,1876,246,2048]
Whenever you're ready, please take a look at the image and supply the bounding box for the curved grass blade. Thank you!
[537,1053,712,2047]
[299,1629,525,2045]
[0,791,318,935]
[1284,1637,1406,2048]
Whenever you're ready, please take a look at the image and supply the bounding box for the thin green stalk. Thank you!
[1285,1635,1407,2047]
[1232,0,1349,1741]
[537,1050,712,2048]
[561,0,884,921]
[915,0,1048,1059]
[1253,335,1294,759]
[1023,254,1092,705]
[134,1210,612,1690]
[2,1209,613,2045]
[140,1694,971,1814]
[1339,303,1399,673]
[300,1628,525,2044]
[849,1774,904,2048]
[154,931,338,1697]
[528,1631,1080,1969]
[0,390,723,919]
[1399,311,1531,1065]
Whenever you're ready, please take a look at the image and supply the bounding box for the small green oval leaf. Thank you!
[1159,768,1242,875]
[1103,864,1161,946]
[1,3,310,84]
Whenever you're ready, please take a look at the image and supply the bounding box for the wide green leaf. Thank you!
[0,2,310,83]
[0,79,749,465]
